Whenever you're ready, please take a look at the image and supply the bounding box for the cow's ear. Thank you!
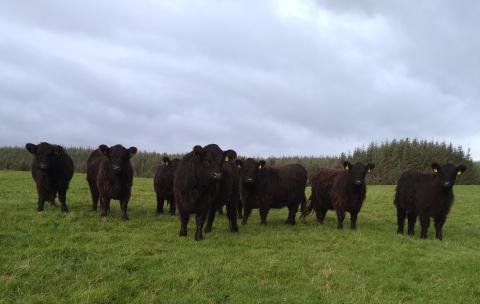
[258,160,266,170]
[163,156,170,166]
[25,143,37,154]
[431,162,440,173]
[99,144,109,156]
[343,161,351,171]
[54,145,64,155]
[193,145,203,160]
[224,149,237,162]
[367,163,375,173]
[128,147,138,157]
[456,165,466,176]
[235,159,242,169]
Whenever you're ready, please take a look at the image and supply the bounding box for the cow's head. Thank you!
[99,144,137,174]
[343,161,375,186]
[432,163,466,189]
[193,144,227,181]
[236,158,265,184]
[26,142,64,171]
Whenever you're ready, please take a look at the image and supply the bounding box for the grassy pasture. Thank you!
[0,170,479,303]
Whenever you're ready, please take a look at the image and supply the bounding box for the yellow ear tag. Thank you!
[457,171,462,176]
[258,165,262,170]
[433,168,438,173]
[224,155,229,162]
[368,169,371,173]
[345,166,349,171]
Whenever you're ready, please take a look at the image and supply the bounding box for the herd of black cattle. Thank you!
[25,142,467,241]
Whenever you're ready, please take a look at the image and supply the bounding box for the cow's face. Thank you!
[163,157,180,169]
[236,158,265,184]
[344,161,375,186]
[432,163,466,189]
[193,144,226,181]
[99,144,137,174]
[26,142,63,171]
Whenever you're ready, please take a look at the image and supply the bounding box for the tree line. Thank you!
[0,138,478,184]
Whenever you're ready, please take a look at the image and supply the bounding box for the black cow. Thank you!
[154,157,180,215]
[394,163,466,240]
[205,149,239,233]
[174,144,227,241]
[86,144,137,220]
[301,161,375,230]
[237,158,307,225]
[26,142,74,212]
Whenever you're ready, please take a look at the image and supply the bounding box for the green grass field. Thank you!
[0,171,479,303]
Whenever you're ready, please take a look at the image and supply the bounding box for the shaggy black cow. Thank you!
[237,158,307,225]
[394,163,466,240]
[154,157,180,215]
[174,144,227,241]
[26,142,74,212]
[86,144,137,220]
[301,161,375,229]
[205,149,239,233]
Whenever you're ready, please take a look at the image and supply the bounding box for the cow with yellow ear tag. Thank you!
[301,161,375,230]
[237,158,307,226]
[154,157,180,215]
[394,162,467,240]
[205,149,240,234]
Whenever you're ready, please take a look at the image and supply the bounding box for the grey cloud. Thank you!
[0,0,478,158]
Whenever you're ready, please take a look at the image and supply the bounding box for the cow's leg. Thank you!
[316,207,327,224]
[407,211,417,236]
[242,206,251,224]
[419,215,430,239]
[100,197,109,217]
[37,193,47,212]
[238,200,243,219]
[259,206,269,225]
[120,198,129,221]
[336,208,345,229]
[350,212,358,230]
[169,195,176,215]
[434,214,446,240]
[195,211,207,241]
[285,203,298,225]
[204,205,217,233]
[49,192,57,206]
[313,197,327,223]
[396,207,406,234]
[179,211,189,237]
[58,189,69,212]
[226,197,239,233]
[91,187,99,211]
[156,194,164,214]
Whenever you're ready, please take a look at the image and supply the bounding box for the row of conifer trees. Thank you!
[0,138,478,184]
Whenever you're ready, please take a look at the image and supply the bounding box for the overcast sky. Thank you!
[0,0,479,159]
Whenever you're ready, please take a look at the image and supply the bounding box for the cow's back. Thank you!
[311,168,340,200]
[395,171,429,210]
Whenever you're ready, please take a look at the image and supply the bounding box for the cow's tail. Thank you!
[300,194,314,219]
